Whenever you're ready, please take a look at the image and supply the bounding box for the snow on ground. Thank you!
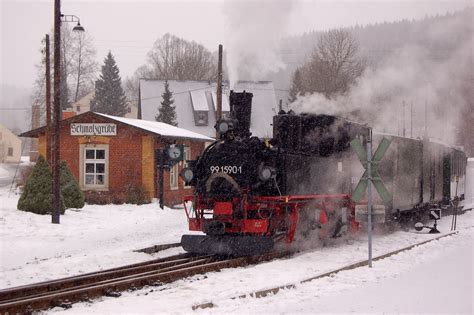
[0,164,10,178]
[0,186,189,288]
[1,185,472,314]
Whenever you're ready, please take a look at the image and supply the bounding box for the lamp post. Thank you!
[52,0,84,224]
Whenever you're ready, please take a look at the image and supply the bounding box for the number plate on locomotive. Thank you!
[210,165,243,174]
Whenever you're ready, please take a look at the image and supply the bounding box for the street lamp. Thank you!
[61,14,85,32]
[52,0,84,224]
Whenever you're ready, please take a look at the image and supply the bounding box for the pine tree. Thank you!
[288,68,304,103]
[60,161,85,209]
[155,80,178,126]
[17,155,65,215]
[91,51,128,116]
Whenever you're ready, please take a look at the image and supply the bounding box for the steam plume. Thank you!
[223,0,294,87]
[291,12,473,146]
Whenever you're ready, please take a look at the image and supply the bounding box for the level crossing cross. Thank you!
[350,137,392,203]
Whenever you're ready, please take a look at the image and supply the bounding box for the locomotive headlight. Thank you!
[218,121,230,133]
[258,165,275,181]
[180,167,194,183]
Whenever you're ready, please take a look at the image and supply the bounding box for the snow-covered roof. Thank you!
[140,80,278,138]
[94,113,214,141]
[19,111,214,142]
[190,90,209,111]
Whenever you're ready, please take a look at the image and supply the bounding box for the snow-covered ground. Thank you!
[0,163,18,188]
[0,183,472,314]
[0,164,10,178]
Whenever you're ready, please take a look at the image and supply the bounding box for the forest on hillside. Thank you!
[274,8,473,154]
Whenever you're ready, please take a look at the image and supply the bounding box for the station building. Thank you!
[20,111,212,206]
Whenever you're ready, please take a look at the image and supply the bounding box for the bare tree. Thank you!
[298,29,365,98]
[124,33,216,107]
[124,65,153,106]
[70,31,98,102]
[147,33,216,80]
[30,24,98,120]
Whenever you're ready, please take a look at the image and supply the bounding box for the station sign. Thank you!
[71,123,117,136]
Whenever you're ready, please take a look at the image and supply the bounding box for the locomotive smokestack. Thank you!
[230,90,253,138]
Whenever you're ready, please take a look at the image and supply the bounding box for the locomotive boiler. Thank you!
[179,91,467,256]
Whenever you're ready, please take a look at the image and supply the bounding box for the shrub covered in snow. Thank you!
[17,155,65,214]
[60,161,85,209]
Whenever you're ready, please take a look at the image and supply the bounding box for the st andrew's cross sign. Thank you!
[350,137,392,203]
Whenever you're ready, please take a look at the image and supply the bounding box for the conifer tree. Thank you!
[288,68,304,103]
[17,155,65,215]
[91,51,128,116]
[155,80,178,126]
[60,161,85,209]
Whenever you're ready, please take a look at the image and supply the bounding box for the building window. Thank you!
[7,147,13,156]
[76,106,81,112]
[127,107,132,113]
[194,111,208,126]
[81,145,108,190]
[170,163,178,190]
[182,147,191,188]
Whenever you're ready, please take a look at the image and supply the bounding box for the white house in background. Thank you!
[0,124,21,163]
[71,91,138,119]
[139,80,279,138]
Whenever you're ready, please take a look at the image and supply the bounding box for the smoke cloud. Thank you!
[223,0,294,87]
[291,12,473,146]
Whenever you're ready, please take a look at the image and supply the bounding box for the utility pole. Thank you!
[216,44,223,138]
[45,34,52,165]
[410,102,413,138]
[367,128,373,268]
[159,149,164,210]
[52,0,61,224]
[402,100,406,137]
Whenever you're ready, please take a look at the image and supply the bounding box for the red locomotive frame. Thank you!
[183,192,359,246]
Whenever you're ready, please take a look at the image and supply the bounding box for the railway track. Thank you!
[0,250,288,314]
[193,231,460,310]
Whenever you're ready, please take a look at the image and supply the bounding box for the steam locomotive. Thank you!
[179,91,467,256]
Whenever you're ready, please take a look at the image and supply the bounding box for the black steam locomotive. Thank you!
[180,91,467,255]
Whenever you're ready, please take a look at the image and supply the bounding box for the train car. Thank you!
[179,91,467,256]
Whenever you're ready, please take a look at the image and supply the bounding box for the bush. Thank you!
[60,161,85,209]
[84,191,111,205]
[17,155,65,215]
[126,185,149,205]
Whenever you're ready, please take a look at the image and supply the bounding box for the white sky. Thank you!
[0,0,471,89]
